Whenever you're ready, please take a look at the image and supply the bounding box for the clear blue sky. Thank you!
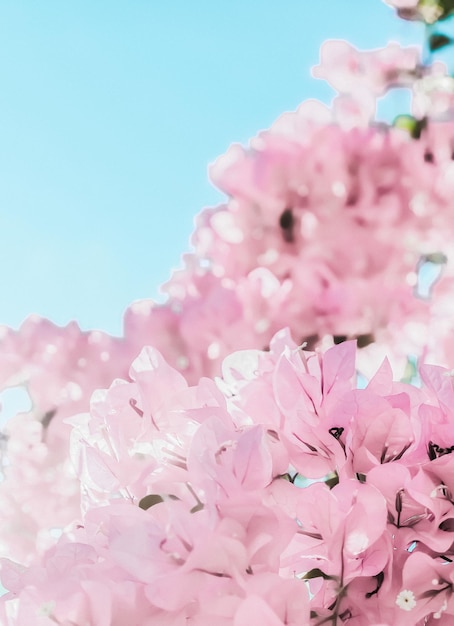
[0,1,423,336]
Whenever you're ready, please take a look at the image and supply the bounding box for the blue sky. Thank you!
[0,1,423,336]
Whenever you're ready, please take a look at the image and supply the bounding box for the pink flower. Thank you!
[383,0,444,23]
[313,40,421,96]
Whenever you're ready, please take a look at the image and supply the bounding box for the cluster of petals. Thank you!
[159,100,454,377]
[4,335,454,624]
[0,318,139,563]
[132,41,454,381]
[313,40,422,97]
[5,33,454,567]
[383,0,449,23]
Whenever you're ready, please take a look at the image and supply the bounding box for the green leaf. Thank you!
[324,472,339,490]
[428,32,452,50]
[401,357,418,384]
[438,0,454,21]
[422,252,448,264]
[393,115,427,139]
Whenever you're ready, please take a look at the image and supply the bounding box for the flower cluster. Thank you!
[3,336,454,624]
[0,318,134,563]
[4,2,454,622]
[384,0,454,24]
[124,38,454,383]
[4,21,454,568]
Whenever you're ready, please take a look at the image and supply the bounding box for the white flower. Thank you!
[396,589,416,611]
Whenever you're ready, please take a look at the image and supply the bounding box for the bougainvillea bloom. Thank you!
[4,2,454,623]
[2,337,454,624]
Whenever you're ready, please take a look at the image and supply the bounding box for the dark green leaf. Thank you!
[325,472,339,489]
[438,0,454,21]
[303,568,337,581]
[356,333,375,348]
[428,33,452,50]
